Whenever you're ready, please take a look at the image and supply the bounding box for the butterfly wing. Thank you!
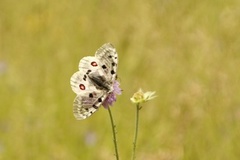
[95,43,118,81]
[70,70,108,120]
[73,93,108,120]
[78,56,101,75]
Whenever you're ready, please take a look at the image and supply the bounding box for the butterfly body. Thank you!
[70,43,118,120]
[88,71,113,92]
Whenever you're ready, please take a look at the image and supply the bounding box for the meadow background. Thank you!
[1,0,240,159]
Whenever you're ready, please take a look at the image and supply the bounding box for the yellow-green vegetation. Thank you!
[1,0,240,159]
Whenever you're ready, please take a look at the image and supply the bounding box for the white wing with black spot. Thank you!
[95,43,118,81]
[73,93,108,120]
[70,43,118,120]
[70,70,108,120]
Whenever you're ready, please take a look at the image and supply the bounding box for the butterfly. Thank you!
[70,43,118,120]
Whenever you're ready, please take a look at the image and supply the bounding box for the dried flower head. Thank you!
[130,88,156,104]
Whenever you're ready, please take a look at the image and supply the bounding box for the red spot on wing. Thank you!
[91,61,98,67]
[79,84,85,90]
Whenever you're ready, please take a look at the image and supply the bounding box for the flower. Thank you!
[102,81,122,109]
[130,88,156,104]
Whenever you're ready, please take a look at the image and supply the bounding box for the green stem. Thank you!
[108,107,119,160]
[132,103,140,160]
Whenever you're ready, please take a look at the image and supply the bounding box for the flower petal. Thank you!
[102,80,121,109]
[131,89,156,104]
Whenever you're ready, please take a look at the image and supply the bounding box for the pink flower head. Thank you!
[102,81,122,109]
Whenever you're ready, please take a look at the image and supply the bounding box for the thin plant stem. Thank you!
[108,107,119,160]
[132,103,140,160]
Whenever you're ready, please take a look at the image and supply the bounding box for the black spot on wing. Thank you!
[92,104,98,109]
[89,93,93,98]
[87,70,91,74]
[102,65,107,69]
[98,98,102,102]
[83,74,87,81]
[111,70,115,75]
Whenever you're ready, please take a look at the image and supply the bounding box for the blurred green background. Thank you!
[1,0,240,159]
